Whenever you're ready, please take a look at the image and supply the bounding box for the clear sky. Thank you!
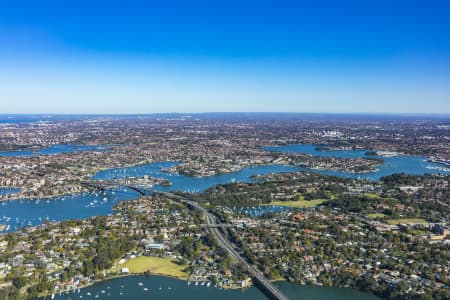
[0,0,449,114]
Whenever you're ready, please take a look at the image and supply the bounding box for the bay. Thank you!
[0,187,21,196]
[42,275,381,300]
[0,164,299,232]
[2,143,449,232]
[265,144,450,180]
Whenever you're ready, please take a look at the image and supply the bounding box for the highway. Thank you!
[82,181,289,300]
[157,191,289,300]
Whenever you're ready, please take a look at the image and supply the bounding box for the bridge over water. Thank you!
[81,180,153,195]
[82,181,289,300]
[156,191,289,300]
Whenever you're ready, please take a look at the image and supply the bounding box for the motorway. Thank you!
[157,191,289,300]
[82,180,289,300]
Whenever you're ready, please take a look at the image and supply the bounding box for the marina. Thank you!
[0,187,21,196]
[39,275,381,300]
[234,205,291,217]
[265,144,450,180]
[1,145,449,233]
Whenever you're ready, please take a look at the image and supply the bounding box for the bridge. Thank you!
[156,191,289,300]
[81,181,289,300]
[80,180,153,195]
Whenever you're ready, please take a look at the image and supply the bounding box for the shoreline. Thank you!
[38,270,248,299]
[0,159,160,202]
[37,272,384,300]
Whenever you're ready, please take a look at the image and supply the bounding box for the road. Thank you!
[81,181,289,300]
[157,191,289,300]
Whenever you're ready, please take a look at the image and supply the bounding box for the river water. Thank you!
[265,144,449,181]
[41,275,381,300]
[1,144,449,232]
[93,162,299,193]
[4,143,442,299]
[0,187,21,196]
[0,164,298,232]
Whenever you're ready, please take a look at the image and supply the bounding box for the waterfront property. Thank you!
[43,275,381,300]
[265,144,450,180]
[1,146,449,233]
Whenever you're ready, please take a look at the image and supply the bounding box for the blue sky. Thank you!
[0,0,449,114]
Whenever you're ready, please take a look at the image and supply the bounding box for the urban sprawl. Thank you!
[0,114,449,300]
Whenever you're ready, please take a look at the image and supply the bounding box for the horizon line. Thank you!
[1,112,450,117]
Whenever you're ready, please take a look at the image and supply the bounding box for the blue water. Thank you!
[266,144,369,159]
[0,144,111,157]
[265,144,450,180]
[93,162,299,193]
[1,144,448,233]
[0,188,139,232]
[41,275,380,300]
[0,187,21,196]
[235,205,291,217]
[0,163,298,232]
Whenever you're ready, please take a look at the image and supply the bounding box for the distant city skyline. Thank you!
[1,0,450,114]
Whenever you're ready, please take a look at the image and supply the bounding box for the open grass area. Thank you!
[386,218,428,225]
[410,230,428,236]
[367,213,386,219]
[363,193,397,201]
[363,193,382,199]
[271,199,326,208]
[117,256,188,279]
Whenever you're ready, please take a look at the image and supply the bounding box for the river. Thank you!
[265,144,449,180]
[40,275,381,300]
[4,143,445,299]
[1,144,449,232]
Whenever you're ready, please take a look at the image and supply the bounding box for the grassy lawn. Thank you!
[386,218,427,225]
[363,193,382,199]
[271,199,326,208]
[410,230,428,235]
[117,256,188,279]
[367,213,386,219]
[363,193,397,201]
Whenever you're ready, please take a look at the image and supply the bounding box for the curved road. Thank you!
[81,181,289,300]
[157,191,289,300]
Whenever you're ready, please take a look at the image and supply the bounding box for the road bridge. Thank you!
[80,180,153,195]
[81,181,289,300]
[156,191,289,300]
